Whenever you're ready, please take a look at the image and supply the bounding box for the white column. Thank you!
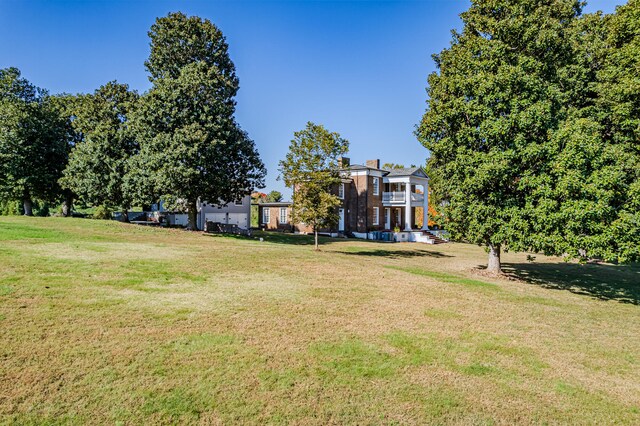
[404,181,412,231]
[421,182,429,230]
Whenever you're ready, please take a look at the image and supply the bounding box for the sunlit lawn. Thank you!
[1,217,638,424]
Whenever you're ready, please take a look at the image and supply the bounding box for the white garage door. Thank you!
[205,212,227,224]
[228,213,248,229]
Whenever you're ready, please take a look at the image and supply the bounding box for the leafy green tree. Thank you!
[50,94,83,217]
[60,82,139,221]
[382,163,416,170]
[279,122,349,250]
[417,0,582,273]
[265,190,283,203]
[130,12,265,229]
[540,1,639,264]
[0,68,68,216]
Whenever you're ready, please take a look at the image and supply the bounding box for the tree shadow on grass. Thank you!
[204,231,335,246]
[338,248,453,259]
[499,261,640,305]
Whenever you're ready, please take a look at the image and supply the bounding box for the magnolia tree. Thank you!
[279,122,349,250]
[129,12,265,229]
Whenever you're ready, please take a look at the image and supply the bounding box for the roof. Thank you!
[344,163,429,178]
[344,164,388,172]
[383,167,427,177]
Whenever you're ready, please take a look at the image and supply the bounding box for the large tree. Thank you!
[0,68,68,215]
[130,12,265,229]
[59,82,139,221]
[50,94,83,217]
[279,122,349,250]
[417,0,583,273]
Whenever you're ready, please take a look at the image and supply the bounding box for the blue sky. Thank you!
[0,0,625,197]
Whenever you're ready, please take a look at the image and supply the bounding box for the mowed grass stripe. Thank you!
[385,265,499,289]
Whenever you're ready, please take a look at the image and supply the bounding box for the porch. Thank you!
[382,173,429,231]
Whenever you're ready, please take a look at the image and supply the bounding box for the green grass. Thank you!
[1,216,639,424]
[385,265,500,289]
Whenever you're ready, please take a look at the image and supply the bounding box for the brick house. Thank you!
[258,158,430,236]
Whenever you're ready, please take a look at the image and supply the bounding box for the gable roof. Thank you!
[383,167,428,178]
[341,163,429,178]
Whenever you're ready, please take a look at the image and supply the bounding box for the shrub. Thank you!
[93,205,113,220]
[0,200,21,216]
[33,201,50,217]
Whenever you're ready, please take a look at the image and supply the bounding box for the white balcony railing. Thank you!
[382,191,424,203]
[411,193,424,203]
[382,191,405,202]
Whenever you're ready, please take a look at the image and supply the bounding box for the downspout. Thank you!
[365,174,369,240]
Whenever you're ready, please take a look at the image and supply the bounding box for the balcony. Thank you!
[382,191,405,202]
[382,191,424,204]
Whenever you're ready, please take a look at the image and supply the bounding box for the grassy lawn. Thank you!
[1,217,639,424]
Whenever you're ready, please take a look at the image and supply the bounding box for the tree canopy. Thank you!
[265,190,283,203]
[0,68,69,215]
[60,81,139,219]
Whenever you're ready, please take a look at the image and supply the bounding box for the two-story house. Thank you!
[259,158,431,239]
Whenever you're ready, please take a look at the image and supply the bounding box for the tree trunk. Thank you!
[61,192,73,217]
[187,200,198,231]
[23,193,33,216]
[314,229,319,251]
[120,208,130,223]
[487,244,501,274]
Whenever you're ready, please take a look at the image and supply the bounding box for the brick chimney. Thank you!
[366,159,380,169]
[338,156,350,168]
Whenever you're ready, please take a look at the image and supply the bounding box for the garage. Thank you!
[204,212,248,229]
[227,213,248,229]
[204,212,228,224]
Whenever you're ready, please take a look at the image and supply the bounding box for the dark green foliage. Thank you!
[418,0,639,269]
[92,205,113,220]
[0,68,69,215]
[59,82,139,218]
[279,122,349,250]
[265,191,283,203]
[130,12,265,230]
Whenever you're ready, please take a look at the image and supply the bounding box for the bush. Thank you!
[33,201,50,217]
[0,200,21,216]
[93,205,113,220]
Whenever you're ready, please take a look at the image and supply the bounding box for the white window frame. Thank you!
[396,209,401,223]
[263,208,270,224]
[279,207,287,223]
[338,183,345,199]
[373,177,379,196]
[384,208,390,227]
[373,207,379,225]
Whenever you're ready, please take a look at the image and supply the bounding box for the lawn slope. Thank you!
[1,217,638,424]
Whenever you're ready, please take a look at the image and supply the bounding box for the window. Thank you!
[338,183,344,199]
[373,207,379,225]
[384,208,390,226]
[263,208,270,224]
[396,209,401,223]
[279,207,287,223]
[373,177,379,195]
[235,199,243,206]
